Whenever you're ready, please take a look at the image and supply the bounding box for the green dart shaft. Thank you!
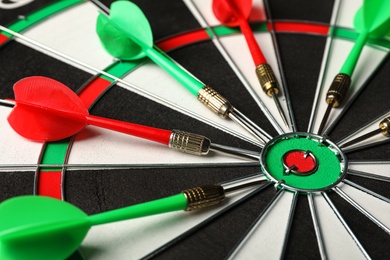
[110,17,204,96]
[339,31,369,76]
[144,47,204,96]
[89,194,187,225]
[88,185,225,226]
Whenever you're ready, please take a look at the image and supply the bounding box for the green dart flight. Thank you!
[0,185,225,260]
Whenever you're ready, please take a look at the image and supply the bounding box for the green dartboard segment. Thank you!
[260,133,347,192]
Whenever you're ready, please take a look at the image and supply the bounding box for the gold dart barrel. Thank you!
[182,184,225,211]
[255,63,289,127]
[197,86,233,118]
[379,117,390,136]
[169,130,211,156]
[326,73,351,107]
[255,63,279,96]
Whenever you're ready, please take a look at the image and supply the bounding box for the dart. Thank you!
[339,116,390,148]
[317,0,390,135]
[94,0,271,143]
[5,76,260,160]
[0,174,264,260]
[212,0,289,127]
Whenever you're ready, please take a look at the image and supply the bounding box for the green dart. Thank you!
[0,174,265,260]
[94,0,271,144]
[317,0,390,135]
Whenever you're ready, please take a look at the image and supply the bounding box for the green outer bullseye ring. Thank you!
[260,133,347,192]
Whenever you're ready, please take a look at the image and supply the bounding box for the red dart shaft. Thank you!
[226,0,266,66]
[86,115,172,145]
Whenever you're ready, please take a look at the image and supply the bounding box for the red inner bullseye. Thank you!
[284,151,316,173]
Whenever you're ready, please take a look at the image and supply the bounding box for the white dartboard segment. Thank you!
[348,161,390,182]
[336,182,390,229]
[0,106,43,169]
[228,191,296,259]
[313,193,368,259]
[21,1,113,73]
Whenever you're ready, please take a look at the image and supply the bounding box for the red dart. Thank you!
[8,76,172,144]
[212,0,289,126]
[6,76,259,160]
[212,0,265,66]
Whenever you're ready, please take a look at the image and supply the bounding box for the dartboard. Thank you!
[0,0,389,259]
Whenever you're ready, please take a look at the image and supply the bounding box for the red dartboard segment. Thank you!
[0,34,8,45]
[271,21,329,35]
[37,76,118,198]
[37,171,62,199]
[78,77,113,109]
[156,29,210,51]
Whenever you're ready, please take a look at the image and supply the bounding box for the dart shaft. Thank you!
[224,0,266,65]
[86,117,257,159]
[237,18,266,66]
[86,115,172,145]
[107,15,203,95]
[88,185,225,225]
[88,193,188,225]
[340,32,369,76]
[88,174,266,225]
[145,47,204,95]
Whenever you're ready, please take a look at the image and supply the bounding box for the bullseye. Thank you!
[260,132,347,192]
[282,150,318,175]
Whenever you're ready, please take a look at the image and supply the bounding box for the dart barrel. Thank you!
[326,73,351,107]
[182,184,225,211]
[255,63,279,96]
[197,86,233,118]
[169,130,211,156]
[379,117,390,136]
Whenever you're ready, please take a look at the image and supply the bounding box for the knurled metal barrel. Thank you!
[169,130,211,156]
[197,86,233,118]
[255,63,279,96]
[182,184,225,211]
[326,73,351,107]
[379,117,390,136]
